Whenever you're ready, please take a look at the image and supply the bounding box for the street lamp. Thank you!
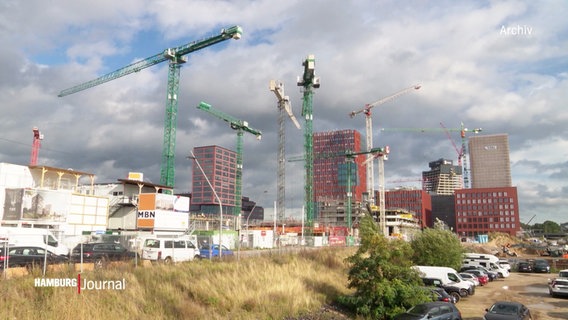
[188,151,224,259]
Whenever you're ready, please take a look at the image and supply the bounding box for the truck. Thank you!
[0,227,69,256]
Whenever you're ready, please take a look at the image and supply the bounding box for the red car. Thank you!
[463,269,489,285]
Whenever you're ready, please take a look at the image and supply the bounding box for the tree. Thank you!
[340,214,430,319]
[410,228,464,271]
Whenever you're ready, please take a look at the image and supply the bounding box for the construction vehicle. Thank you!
[58,26,243,192]
[196,101,262,216]
[380,122,481,188]
[349,85,420,204]
[297,55,320,227]
[30,127,43,166]
[270,80,301,222]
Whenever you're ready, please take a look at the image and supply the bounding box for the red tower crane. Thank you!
[30,127,43,166]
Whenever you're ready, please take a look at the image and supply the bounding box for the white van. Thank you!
[413,265,475,296]
[463,253,509,278]
[142,236,199,263]
[0,227,69,256]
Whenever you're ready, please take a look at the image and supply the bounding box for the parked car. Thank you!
[460,272,481,286]
[462,269,489,286]
[498,259,511,271]
[71,242,136,268]
[516,261,532,273]
[421,286,456,304]
[549,278,568,298]
[198,244,234,259]
[0,246,69,269]
[532,259,550,273]
[460,266,498,281]
[422,278,465,303]
[393,301,463,320]
[558,269,568,278]
[483,301,532,320]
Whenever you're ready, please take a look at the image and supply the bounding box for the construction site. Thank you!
[1,26,553,251]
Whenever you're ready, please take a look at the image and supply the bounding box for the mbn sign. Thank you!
[138,211,156,219]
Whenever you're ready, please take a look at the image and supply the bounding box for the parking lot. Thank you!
[458,272,568,320]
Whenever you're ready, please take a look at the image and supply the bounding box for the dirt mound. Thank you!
[463,233,525,257]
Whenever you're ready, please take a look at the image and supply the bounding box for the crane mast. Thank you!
[345,147,389,232]
[270,80,301,222]
[58,26,243,192]
[30,127,43,166]
[197,102,262,216]
[349,84,420,205]
[297,55,320,227]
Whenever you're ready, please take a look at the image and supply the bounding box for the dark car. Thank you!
[198,244,234,259]
[532,259,550,273]
[393,301,462,320]
[516,261,532,273]
[422,278,465,303]
[421,286,456,304]
[71,242,136,268]
[0,246,69,269]
[484,301,532,320]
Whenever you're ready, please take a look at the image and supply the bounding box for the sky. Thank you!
[1,0,567,225]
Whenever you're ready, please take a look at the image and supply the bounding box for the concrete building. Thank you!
[0,163,107,244]
[454,186,520,236]
[468,134,512,188]
[190,145,237,215]
[422,158,463,195]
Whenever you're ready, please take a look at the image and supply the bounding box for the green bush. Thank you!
[340,215,430,319]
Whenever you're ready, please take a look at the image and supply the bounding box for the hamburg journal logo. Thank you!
[34,274,126,294]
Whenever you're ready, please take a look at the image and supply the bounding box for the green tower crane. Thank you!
[197,101,262,216]
[297,54,320,227]
[58,26,243,192]
[343,147,390,231]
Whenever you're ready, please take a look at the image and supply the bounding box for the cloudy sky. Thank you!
[1,1,567,225]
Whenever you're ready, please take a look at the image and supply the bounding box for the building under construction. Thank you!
[312,129,366,226]
[190,145,237,215]
[422,158,463,195]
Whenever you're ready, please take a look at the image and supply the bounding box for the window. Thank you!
[174,240,186,249]
[440,305,453,314]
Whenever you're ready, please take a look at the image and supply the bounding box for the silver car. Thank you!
[549,278,568,298]
[459,272,480,287]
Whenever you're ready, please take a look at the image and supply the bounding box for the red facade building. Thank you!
[384,189,432,228]
[190,145,237,214]
[455,186,520,237]
[313,130,366,203]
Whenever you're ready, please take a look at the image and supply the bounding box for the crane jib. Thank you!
[57,25,242,98]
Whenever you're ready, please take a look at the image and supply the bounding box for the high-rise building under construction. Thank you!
[313,129,366,203]
[190,145,237,214]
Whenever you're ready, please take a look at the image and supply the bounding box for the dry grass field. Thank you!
[0,247,356,320]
